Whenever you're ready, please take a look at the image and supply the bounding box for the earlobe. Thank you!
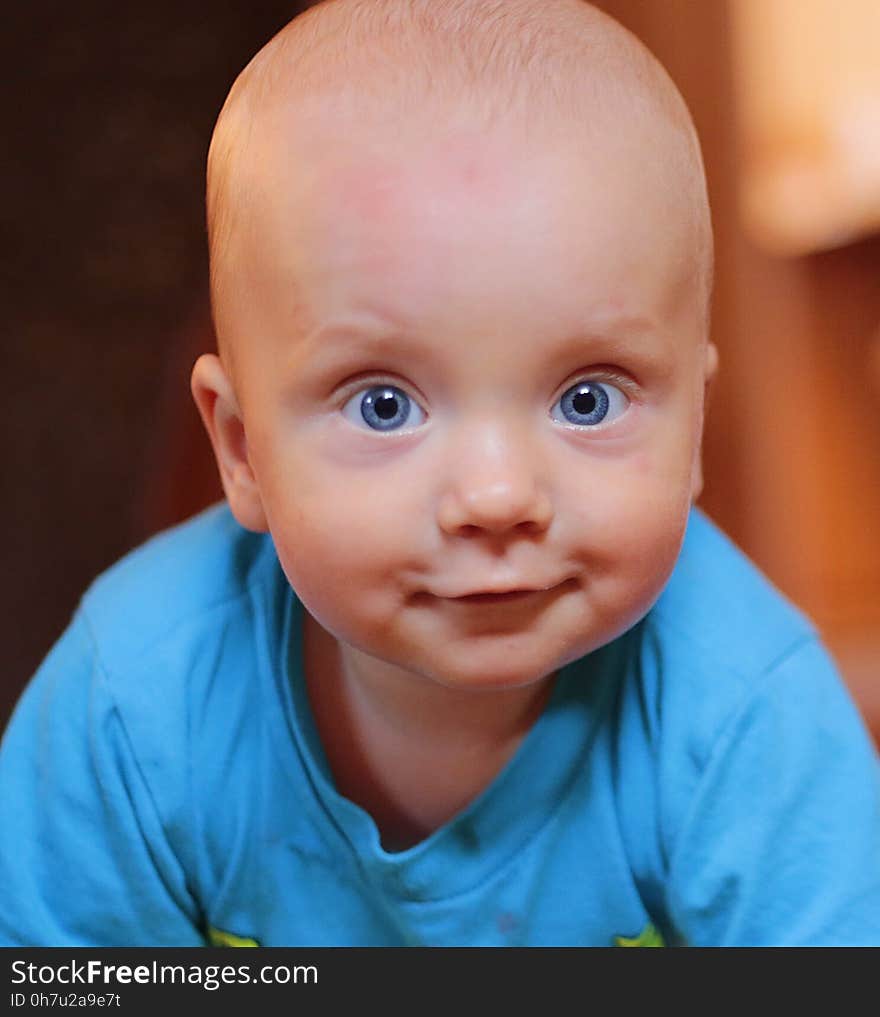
[190,354,269,532]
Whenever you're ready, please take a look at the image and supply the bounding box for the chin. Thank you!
[436,671,553,694]
[415,644,565,693]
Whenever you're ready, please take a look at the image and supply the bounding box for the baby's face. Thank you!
[225,115,713,691]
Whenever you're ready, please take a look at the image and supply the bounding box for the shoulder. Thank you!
[652,507,815,668]
[46,504,291,862]
[70,503,288,794]
[80,501,279,669]
[608,511,880,944]
[1,504,290,940]
[633,508,826,764]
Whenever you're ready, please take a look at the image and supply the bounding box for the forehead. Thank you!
[241,107,700,353]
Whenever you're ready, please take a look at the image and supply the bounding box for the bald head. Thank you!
[206,0,712,367]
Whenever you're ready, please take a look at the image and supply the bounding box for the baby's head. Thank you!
[193,0,717,692]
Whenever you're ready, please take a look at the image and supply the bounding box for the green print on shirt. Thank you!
[613,923,665,947]
[206,926,260,947]
[205,923,664,947]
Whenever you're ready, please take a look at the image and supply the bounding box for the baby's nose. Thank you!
[435,422,553,536]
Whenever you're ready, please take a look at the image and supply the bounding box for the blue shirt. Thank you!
[1,503,879,946]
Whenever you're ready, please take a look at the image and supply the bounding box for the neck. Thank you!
[304,609,555,751]
[302,610,556,848]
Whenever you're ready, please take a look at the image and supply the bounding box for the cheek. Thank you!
[567,445,690,528]
[563,471,688,647]
[264,466,421,632]
[273,495,377,581]
[564,447,692,592]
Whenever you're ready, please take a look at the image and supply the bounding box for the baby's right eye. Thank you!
[341,384,427,433]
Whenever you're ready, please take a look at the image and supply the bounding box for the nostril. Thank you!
[515,518,547,536]
[456,519,548,542]
[435,482,553,536]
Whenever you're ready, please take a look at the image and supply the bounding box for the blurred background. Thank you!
[4,0,880,742]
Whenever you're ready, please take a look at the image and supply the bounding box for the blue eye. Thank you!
[342,384,427,432]
[552,380,628,428]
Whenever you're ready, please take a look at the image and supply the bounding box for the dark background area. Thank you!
[3,3,306,724]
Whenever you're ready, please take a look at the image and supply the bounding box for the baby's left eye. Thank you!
[551,380,629,428]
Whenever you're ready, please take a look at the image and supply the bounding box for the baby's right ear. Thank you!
[190,354,269,532]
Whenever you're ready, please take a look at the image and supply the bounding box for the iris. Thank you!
[559,382,610,426]
[360,386,412,431]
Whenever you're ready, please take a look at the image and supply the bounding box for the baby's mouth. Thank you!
[452,590,543,605]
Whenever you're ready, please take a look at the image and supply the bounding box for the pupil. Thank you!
[375,395,398,419]
[573,389,597,415]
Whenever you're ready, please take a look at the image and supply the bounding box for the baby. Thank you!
[2,0,879,947]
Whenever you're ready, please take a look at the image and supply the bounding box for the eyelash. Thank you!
[338,370,635,432]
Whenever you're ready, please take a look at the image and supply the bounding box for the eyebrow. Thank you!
[298,321,433,362]
[294,313,676,379]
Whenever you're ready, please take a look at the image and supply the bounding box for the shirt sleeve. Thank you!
[0,612,206,946]
[664,636,880,946]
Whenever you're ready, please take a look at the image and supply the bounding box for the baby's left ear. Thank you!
[690,342,719,502]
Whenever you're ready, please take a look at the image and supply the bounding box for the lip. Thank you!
[448,587,555,605]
